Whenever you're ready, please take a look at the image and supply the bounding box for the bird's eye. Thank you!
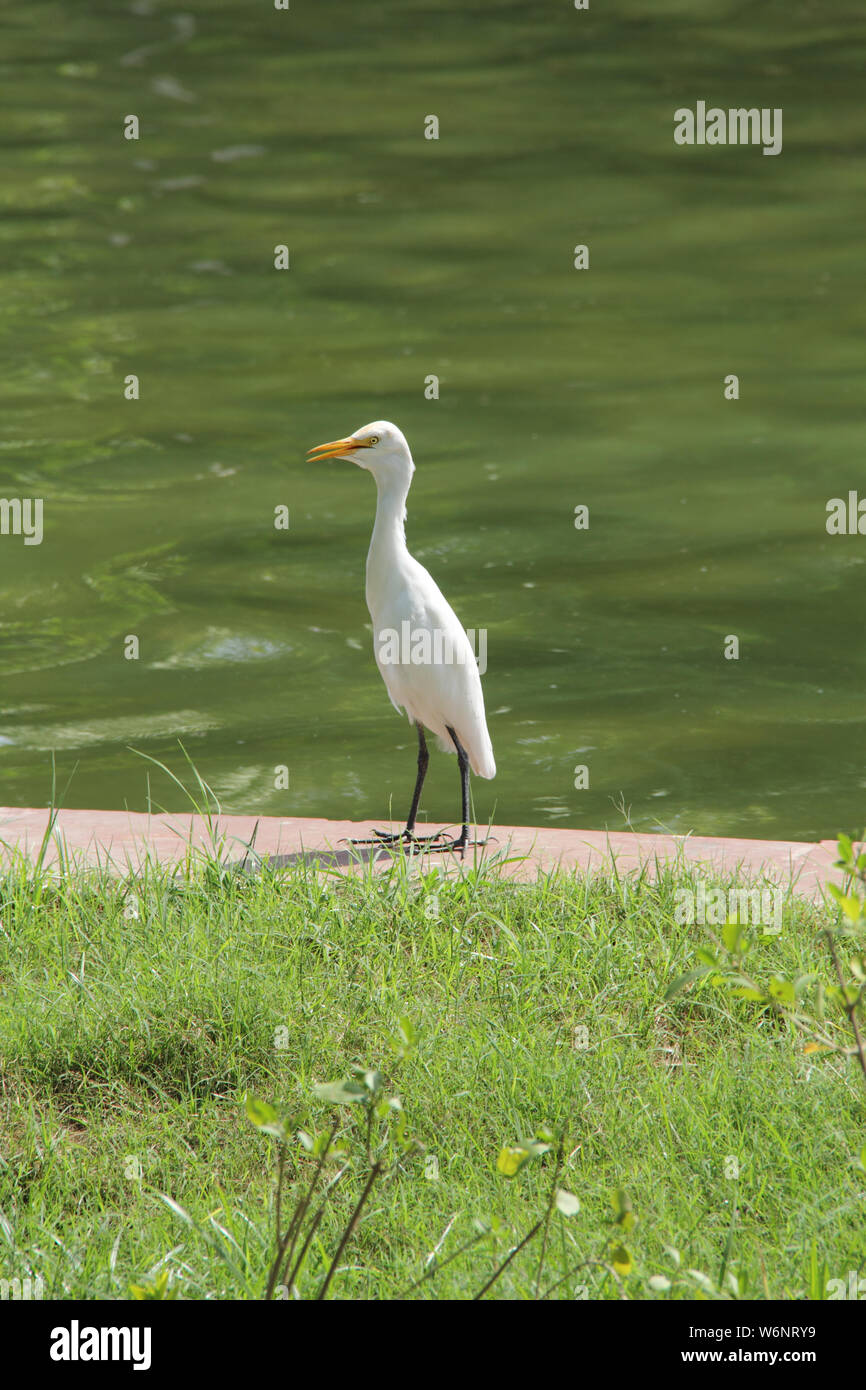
[368,435,379,445]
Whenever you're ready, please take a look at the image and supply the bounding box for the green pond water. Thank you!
[1,0,864,842]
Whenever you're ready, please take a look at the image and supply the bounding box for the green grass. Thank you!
[0,842,863,1300]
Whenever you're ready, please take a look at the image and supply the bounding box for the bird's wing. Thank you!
[370,557,495,778]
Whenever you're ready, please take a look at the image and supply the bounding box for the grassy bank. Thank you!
[0,844,863,1300]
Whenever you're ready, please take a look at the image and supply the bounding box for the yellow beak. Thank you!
[306,435,369,462]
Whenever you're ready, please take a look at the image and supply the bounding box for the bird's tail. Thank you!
[470,728,496,780]
[436,725,496,779]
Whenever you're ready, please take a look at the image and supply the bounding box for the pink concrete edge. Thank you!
[0,806,847,901]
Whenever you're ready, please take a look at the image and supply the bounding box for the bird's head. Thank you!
[307,419,415,490]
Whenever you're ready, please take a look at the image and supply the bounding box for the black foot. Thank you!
[347,828,450,853]
[423,837,491,859]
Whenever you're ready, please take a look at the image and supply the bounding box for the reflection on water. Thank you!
[0,1,864,840]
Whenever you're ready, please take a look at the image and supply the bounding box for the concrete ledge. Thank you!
[0,806,843,900]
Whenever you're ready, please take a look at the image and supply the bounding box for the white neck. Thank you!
[366,471,412,609]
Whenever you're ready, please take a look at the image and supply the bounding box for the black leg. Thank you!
[412,725,490,859]
[349,723,448,853]
[446,725,470,852]
[405,723,429,834]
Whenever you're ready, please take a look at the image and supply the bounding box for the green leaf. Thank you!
[611,1188,634,1230]
[610,1244,632,1276]
[396,1016,417,1046]
[768,976,795,1005]
[129,1270,174,1301]
[245,1094,278,1128]
[664,968,709,1000]
[313,1079,368,1105]
[648,1274,672,1292]
[388,1016,418,1060]
[497,1146,528,1177]
[828,883,862,921]
[495,1134,554,1176]
[522,1136,553,1158]
[723,972,766,998]
[815,979,826,1022]
[363,1069,385,1095]
[393,1109,409,1148]
[244,1094,285,1138]
[696,947,720,970]
[721,920,745,953]
[555,1188,580,1217]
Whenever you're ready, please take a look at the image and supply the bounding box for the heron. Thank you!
[307,420,495,856]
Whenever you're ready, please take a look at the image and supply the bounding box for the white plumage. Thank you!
[308,419,494,852]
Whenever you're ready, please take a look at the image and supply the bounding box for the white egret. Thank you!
[307,420,495,855]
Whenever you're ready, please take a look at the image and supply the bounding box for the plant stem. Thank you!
[473,1220,542,1300]
[264,1121,338,1301]
[534,1138,564,1299]
[316,1161,382,1300]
